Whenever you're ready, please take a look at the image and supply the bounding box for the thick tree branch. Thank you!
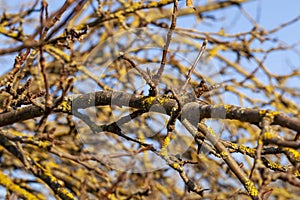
[1,90,299,134]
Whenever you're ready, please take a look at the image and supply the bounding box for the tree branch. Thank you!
[0,90,299,134]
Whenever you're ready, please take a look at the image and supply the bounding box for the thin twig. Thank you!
[197,121,259,199]
[121,55,156,89]
[153,0,178,96]
[181,39,208,92]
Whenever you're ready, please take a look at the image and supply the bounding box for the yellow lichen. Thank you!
[142,96,156,108]
[259,110,266,115]
[127,2,142,11]
[245,179,258,197]
[239,144,247,152]
[259,110,280,118]
[284,148,300,161]
[220,151,228,159]
[261,157,287,172]
[294,170,300,178]
[207,126,218,137]
[263,132,276,140]
[231,142,238,150]
[160,148,168,157]
[223,104,234,113]
[162,136,170,148]
[149,0,172,7]
[160,136,170,157]
[172,163,180,169]
[58,101,71,112]
[114,11,126,23]
[238,144,256,156]
[208,45,227,58]
[38,140,52,149]
[0,171,40,200]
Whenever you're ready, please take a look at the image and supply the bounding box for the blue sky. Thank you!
[203,0,300,75]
